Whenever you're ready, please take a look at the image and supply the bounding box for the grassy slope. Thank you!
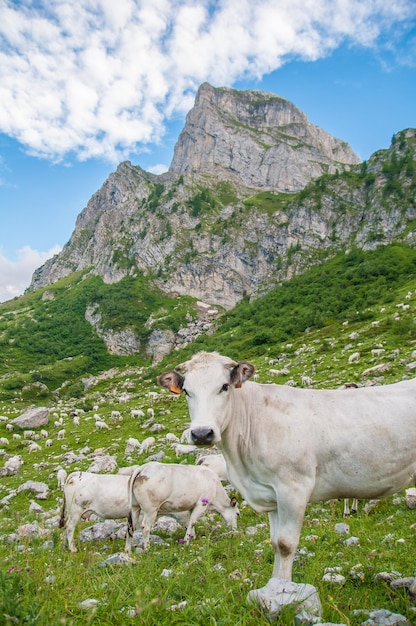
[1,244,416,624]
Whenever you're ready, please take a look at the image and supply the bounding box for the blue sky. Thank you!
[0,0,415,302]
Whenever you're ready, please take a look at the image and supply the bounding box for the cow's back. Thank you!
[132,462,220,513]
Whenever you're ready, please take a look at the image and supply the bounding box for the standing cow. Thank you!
[126,461,239,551]
[158,351,416,582]
[59,471,139,552]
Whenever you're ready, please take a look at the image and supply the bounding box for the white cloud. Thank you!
[0,245,61,303]
[0,0,414,163]
[147,163,169,175]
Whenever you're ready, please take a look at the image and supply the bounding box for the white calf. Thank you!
[126,462,239,551]
[59,471,138,553]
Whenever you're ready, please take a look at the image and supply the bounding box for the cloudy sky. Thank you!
[0,0,415,302]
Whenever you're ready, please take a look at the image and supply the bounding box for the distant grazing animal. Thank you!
[197,453,229,482]
[57,468,67,490]
[126,461,239,552]
[174,443,197,456]
[348,352,360,364]
[139,436,155,454]
[59,471,136,553]
[158,351,416,582]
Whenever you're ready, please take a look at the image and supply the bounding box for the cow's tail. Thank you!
[127,465,142,538]
[59,494,66,528]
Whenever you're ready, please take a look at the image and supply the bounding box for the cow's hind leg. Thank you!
[64,506,83,553]
[140,509,158,549]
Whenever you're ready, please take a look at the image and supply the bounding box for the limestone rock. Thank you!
[247,577,322,621]
[11,407,50,429]
[169,82,359,191]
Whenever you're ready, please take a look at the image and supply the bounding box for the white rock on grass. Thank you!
[359,608,412,625]
[79,599,100,610]
[247,577,322,622]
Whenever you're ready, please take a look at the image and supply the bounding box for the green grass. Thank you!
[1,244,416,624]
[0,360,415,624]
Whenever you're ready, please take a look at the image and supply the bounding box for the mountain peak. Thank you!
[168,82,360,191]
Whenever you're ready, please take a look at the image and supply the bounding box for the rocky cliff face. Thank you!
[28,84,416,311]
[168,83,359,191]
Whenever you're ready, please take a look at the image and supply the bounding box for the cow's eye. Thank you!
[221,383,229,392]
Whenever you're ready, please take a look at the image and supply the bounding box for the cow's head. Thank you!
[158,351,255,446]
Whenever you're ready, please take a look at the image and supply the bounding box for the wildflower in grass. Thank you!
[201,498,209,505]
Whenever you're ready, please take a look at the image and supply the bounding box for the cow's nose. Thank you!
[190,427,215,445]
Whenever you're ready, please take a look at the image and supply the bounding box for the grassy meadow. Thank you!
[1,244,416,624]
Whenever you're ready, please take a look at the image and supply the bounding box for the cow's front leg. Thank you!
[268,489,309,581]
[184,502,206,543]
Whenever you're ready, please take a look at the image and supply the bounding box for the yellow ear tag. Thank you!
[170,384,182,394]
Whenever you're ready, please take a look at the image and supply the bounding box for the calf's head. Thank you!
[158,351,254,446]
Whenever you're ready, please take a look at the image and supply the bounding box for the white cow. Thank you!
[125,461,239,552]
[158,350,416,582]
[59,471,138,553]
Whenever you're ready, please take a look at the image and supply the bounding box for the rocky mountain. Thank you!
[168,82,359,190]
[28,83,416,311]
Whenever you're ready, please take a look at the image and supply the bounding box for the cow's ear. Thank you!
[157,371,184,395]
[229,361,255,388]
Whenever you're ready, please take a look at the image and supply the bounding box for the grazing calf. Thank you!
[158,350,416,582]
[59,471,138,553]
[126,462,239,551]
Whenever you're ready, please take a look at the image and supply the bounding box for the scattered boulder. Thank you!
[99,552,135,567]
[87,454,118,473]
[405,488,416,509]
[11,407,50,429]
[80,519,122,543]
[247,577,322,622]
[1,455,23,475]
[17,480,49,499]
[359,608,412,625]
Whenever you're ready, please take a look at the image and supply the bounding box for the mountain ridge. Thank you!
[28,84,415,312]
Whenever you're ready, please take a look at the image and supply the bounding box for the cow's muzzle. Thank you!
[190,427,215,446]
